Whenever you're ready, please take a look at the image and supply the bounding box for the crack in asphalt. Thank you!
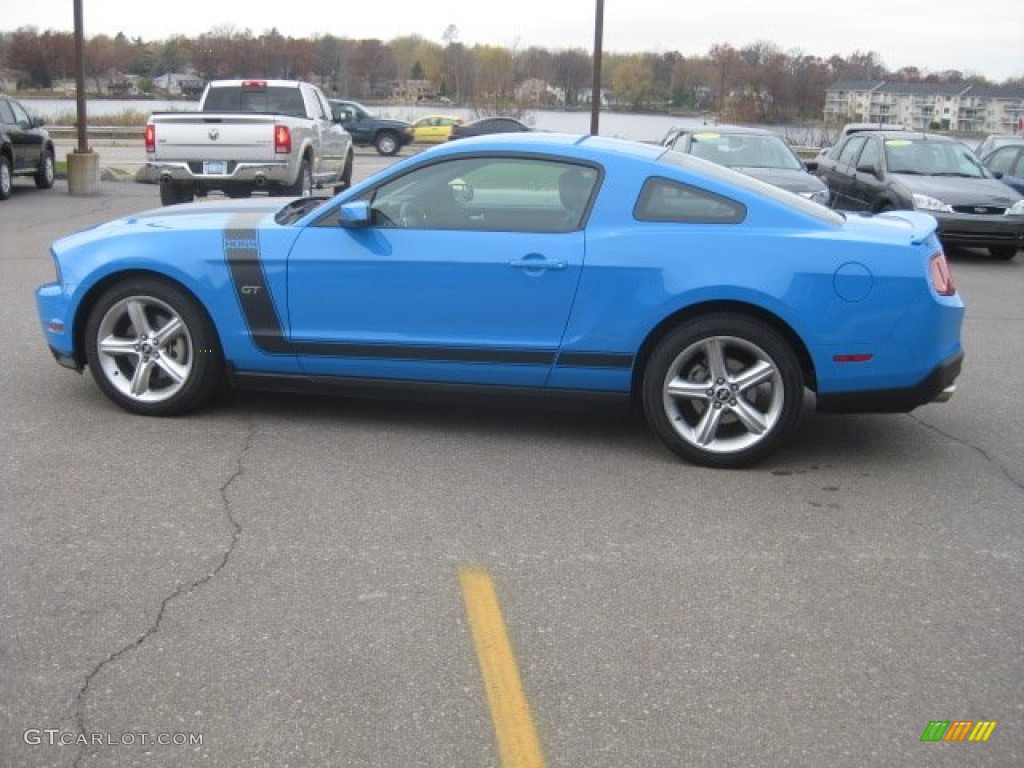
[71,416,255,768]
[909,413,1024,494]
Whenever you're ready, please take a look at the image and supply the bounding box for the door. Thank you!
[826,135,867,210]
[3,99,44,172]
[286,155,599,386]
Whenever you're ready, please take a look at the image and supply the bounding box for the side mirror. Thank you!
[31,117,47,128]
[338,201,372,228]
[991,170,1004,179]
[856,162,882,179]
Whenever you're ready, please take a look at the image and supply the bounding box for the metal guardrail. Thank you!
[48,125,144,140]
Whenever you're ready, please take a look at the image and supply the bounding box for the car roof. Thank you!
[850,130,956,142]
[425,132,666,162]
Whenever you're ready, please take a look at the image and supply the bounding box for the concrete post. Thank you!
[67,151,101,195]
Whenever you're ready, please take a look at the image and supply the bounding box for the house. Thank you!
[154,73,206,97]
[392,79,438,102]
[825,80,1024,134]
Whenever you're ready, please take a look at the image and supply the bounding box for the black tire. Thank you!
[989,246,1018,261]
[641,314,804,468]
[282,158,312,197]
[159,181,193,206]
[0,154,12,201]
[374,130,400,156]
[332,150,354,194]
[83,278,223,416]
[35,150,55,189]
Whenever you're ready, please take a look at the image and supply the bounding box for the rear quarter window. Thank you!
[634,177,746,224]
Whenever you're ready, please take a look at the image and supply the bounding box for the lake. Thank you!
[19,98,749,144]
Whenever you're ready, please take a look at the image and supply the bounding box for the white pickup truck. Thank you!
[146,79,353,205]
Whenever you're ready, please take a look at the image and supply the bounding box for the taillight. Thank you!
[929,251,955,296]
[274,125,291,154]
[144,124,156,153]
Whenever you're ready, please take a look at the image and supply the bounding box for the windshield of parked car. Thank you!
[660,151,843,225]
[884,139,988,178]
[688,133,804,171]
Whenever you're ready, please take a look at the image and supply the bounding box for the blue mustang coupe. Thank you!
[36,134,964,467]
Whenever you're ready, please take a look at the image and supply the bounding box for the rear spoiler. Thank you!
[873,210,939,245]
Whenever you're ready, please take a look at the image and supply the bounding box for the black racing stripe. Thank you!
[290,341,555,365]
[224,215,289,353]
[556,352,634,369]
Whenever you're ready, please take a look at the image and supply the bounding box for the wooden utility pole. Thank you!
[73,0,88,153]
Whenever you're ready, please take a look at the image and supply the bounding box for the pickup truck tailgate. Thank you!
[149,114,281,162]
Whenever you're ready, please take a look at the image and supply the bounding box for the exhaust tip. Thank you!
[932,384,957,403]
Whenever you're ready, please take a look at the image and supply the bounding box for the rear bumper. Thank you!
[148,160,296,186]
[816,350,963,413]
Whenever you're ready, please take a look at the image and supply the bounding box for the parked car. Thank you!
[410,115,464,143]
[145,79,353,204]
[979,140,1024,195]
[815,130,1024,260]
[35,133,964,468]
[0,94,55,201]
[812,123,912,170]
[328,99,412,156]
[974,134,1020,160]
[662,126,828,205]
[449,117,530,140]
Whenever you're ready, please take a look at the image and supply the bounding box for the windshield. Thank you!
[884,139,988,178]
[688,132,804,171]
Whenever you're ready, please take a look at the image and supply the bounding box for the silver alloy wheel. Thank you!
[94,295,194,403]
[661,335,785,455]
[42,155,54,185]
[0,159,10,197]
[377,132,398,155]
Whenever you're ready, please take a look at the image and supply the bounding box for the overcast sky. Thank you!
[6,0,1024,82]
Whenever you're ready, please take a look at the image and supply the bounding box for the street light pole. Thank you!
[590,0,604,135]
[73,0,88,154]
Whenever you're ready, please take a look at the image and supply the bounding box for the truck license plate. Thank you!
[203,161,227,175]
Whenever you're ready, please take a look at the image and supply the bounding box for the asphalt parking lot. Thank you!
[1,149,1022,767]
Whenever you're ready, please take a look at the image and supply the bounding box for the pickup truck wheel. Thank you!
[0,155,12,200]
[283,158,313,197]
[374,131,400,156]
[83,278,223,416]
[337,150,354,191]
[160,182,193,206]
[35,150,55,189]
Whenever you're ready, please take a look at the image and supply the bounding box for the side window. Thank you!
[366,157,599,233]
[836,136,867,169]
[634,177,746,224]
[0,100,15,125]
[857,138,881,171]
[986,146,1017,175]
[9,100,31,126]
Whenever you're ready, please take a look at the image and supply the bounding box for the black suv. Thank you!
[0,94,56,200]
[816,130,1024,260]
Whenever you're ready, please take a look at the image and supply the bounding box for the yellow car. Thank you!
[410,115,464,144]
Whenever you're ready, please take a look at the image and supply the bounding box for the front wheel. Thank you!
[989,246,1018,261]
[83,279,223,416]
[35,150,55,189]
[374,131,400,156]
[641,314,804,468]
[0,154,12,200]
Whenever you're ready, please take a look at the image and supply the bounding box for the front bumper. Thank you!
[932,211,1024,251]
[816,350,963,413]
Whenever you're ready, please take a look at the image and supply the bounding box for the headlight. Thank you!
[1007,199,1024,216]
[913,193,953,213]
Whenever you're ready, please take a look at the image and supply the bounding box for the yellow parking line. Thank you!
[459,566,546,768]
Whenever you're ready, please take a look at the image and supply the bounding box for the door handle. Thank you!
[509,258,566,271]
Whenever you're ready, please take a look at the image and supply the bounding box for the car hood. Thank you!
[52,199,290,254]
[891,174,1022,206]
[733,166,826,195]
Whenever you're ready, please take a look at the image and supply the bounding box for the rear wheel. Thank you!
[159,181,193,205]
[83,278,223,416]
[641,314,804,468]
[282,158,312,197]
